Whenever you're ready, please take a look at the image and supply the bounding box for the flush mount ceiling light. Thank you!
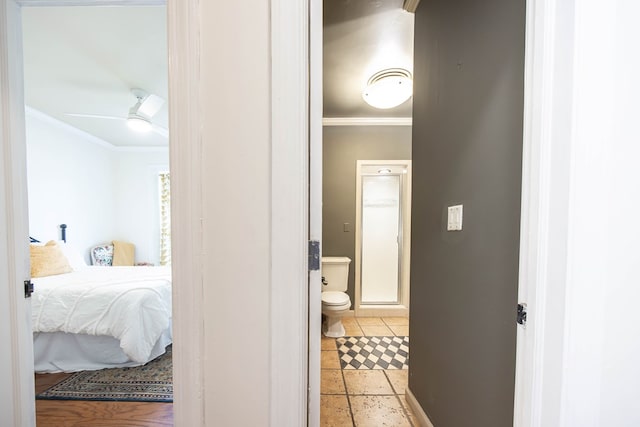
[362,68,413,109]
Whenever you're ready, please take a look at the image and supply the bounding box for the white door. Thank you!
[0,1,36,425]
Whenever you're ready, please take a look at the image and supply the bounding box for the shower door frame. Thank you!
[354,160,412,317]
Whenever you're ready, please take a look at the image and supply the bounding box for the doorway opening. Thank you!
[21,5,173,425]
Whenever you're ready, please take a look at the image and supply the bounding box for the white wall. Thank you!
[25,109,168,265]
[558,1,640,425]
[523,1,640,426]
[26,110,117,261]
[197,1,272,424]
[113,151,168,265]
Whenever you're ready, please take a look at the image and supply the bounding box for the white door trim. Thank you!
[308,0,323,425]
[270,0,310,425]
[513,0,576,425]
[0,1,36,425]
[166,0,204,425]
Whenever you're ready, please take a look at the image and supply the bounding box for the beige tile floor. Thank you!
[320,316,416,426]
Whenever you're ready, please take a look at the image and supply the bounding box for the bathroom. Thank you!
[319,2,414,424]
[320,125,413,425]
[321,127,412,327]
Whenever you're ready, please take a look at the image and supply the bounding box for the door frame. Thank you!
[0,1,35,425]
[513,0,582,425]
[308,0,323,425]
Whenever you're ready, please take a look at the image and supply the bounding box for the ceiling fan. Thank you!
[65,89,168,138]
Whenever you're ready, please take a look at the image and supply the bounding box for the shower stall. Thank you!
[355,160,412,316]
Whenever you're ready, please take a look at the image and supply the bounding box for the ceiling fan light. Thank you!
[362,68,413,109]
[127,116,152,133]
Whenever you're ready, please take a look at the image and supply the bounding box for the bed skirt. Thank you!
[34,325,172,373]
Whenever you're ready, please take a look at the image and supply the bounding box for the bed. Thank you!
[30,227,172,373]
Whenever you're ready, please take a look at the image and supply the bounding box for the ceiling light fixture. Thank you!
[362,68,413,109]
[126,115,152,133]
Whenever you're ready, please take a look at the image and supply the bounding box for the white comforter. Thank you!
[32,266,172,364]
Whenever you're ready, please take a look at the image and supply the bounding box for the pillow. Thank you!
[112,240,135,266]
[57,241,88,271]
[91,244,114,266]
[30,240,72,278]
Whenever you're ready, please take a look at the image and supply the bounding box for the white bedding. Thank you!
[32,266,172,364]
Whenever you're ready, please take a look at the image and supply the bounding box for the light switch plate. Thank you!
[447,204,463,231]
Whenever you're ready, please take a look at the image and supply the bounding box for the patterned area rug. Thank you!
[337,336,409,370]
[36,347,172,402]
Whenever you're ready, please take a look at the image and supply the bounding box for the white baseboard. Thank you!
[406,387,435,427]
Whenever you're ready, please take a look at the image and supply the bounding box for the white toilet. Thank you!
[321,256,352,338]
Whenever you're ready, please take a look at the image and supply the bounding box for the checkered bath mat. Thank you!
[336,336,409,370]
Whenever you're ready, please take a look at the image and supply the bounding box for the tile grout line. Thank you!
[337,338,357,427]
[383,369,416,427]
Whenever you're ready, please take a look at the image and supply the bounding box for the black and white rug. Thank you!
[336,336,409,370]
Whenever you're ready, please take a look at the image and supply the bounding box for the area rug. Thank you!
[36,347,172,402]
[336,336,409,370]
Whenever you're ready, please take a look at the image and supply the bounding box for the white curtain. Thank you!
[159,172,171,266]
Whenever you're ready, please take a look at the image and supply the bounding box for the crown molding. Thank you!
[25,106,168,153]
[17,0,165,6]
[403,0,421,13]
[323,117,412,127]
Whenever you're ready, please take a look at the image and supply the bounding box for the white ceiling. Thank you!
[21,2,413,148]
[323,0,414,119]
[22,6,168,148]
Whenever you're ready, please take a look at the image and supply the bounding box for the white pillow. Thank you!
[57,241,88,271]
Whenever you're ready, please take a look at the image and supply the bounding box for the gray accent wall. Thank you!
[323,126,411,303]
[409,0,525,426]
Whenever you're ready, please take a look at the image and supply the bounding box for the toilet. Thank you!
[321,256,352,337]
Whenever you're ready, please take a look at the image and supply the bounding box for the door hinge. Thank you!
[308,240,320,271]
[24,280,34,298]
[517,303,527,326]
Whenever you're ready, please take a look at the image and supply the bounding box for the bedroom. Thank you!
[22,4,173,421]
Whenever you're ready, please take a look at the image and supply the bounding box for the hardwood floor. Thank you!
[35,373,173,427]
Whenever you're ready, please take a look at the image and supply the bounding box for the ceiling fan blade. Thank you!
[151,123,169,138]
[137,94,165,118]
[65,113,125,121]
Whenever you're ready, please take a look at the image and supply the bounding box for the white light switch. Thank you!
[447,204,463,231]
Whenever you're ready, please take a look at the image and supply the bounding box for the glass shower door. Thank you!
[361,174,401,304]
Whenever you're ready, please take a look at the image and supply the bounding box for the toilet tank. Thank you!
[321,257,351,292]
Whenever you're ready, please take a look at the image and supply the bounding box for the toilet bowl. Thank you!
[321,257,352,338]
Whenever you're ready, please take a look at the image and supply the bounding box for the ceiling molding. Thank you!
[323,117,412,127]
[17,0,165,6]
[402,0,421,13]
[25,106,168,153]
[115,145,168,153]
